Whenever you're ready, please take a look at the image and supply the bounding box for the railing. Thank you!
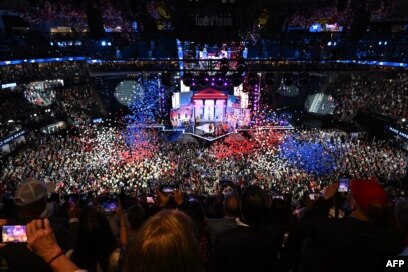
[0,31,408,62]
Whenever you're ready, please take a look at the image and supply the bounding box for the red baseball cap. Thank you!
[350,179,387,210]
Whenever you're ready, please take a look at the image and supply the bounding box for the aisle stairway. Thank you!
[91,87,108,116]
[309,93,324,113]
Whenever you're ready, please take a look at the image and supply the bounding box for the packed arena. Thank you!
[0,0,408,272]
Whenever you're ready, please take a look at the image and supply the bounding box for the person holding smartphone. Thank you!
[0,180,74,272]
[297,179,402,272]
[25,218,83,272]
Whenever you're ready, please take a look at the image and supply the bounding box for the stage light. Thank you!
[199,73,208,87]
[264,73,275,86]
[50,42,54,46]
[101,41,107,46]
[283,73,293,86]
[216,75,224,87]
[243,47,248,59]
[183,72,193,87]
[327,41,332,46]
[220,58,229,75]
[108,42,112,46]
[402,118,406,123]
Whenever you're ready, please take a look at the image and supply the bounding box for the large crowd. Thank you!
[287,0,394,30]
[287,6,350,30]
[1,123,406,202]
[368,73,408,120]
[18,0,133,33]
[0,70,407,272]
[88,60,179,74]
[0,124,407,271]
[0,87,54,134]
[0,62,88,86]
[330,72,408,122]
[0,1,407,270]
[56,85,101,126]
[0,83,102,144]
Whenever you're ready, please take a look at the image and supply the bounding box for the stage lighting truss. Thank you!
[215,74,225,87]
[220,58,229,75]
[236,58,246,75]
[198,73,209,87]
[180,71,239,89]
[183,72,193,86]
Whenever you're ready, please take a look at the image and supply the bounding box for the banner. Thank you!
[0,129,26,147]
[386,126,408,140]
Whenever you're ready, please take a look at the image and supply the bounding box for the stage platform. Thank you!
[137,124,295,142]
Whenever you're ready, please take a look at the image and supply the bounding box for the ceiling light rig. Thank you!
[220,58,229,75]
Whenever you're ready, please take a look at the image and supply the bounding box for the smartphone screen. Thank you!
[338,178,350,193]
[161,186,174,193]
[309,193,316,200]
[103,201,117,213]
[146,196,154,204]
[273,195,285,200]
[2,225,27,243]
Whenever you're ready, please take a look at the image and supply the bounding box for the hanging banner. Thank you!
[0,129,26,147]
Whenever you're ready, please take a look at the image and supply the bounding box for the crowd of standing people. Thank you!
[1,124,406,205]
[329,72,408,122]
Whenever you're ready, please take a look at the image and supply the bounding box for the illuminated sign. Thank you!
[1,82,17,89]
[387,126,408,140]
[195,15,233,27]
[0,130,26,147]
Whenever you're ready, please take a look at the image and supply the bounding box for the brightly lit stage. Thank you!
[134,124,294,142]
[170,87,252,137]
[120,82,294,141]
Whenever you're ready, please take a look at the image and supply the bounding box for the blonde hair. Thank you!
[123,209,203,272]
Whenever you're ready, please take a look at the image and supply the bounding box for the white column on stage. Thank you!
[192,103,195,133]
[213,99,216,121]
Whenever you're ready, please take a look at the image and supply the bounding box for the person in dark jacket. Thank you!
[299,179,402,272]
[206,194,240,247]
[209,185,284,272]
